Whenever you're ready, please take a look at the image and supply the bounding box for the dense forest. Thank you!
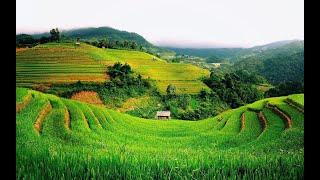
[232,42,304,84]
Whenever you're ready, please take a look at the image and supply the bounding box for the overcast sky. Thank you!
[16,0,304,48]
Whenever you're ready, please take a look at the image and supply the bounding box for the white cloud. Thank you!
[16,0,304,47]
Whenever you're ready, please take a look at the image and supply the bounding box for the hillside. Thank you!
[16,42,210,94]
[16,87,304,179]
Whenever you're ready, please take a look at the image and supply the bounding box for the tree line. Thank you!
[85,39,143,51]
[16,28,61,47]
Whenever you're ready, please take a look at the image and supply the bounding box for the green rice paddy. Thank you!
[16,43,209,94]
[16,88,304,179]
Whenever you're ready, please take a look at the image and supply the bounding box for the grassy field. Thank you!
[16,43,209,94]
[16,87,304,179]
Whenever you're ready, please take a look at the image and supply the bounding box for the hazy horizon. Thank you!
[17,0,304,48]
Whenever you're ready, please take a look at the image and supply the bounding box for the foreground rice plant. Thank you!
[16,88,304,179]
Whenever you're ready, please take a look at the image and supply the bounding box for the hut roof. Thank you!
[156,111,171,117]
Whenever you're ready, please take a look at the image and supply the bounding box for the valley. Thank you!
[16,24,304,179]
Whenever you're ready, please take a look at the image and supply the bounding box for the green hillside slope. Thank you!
[16,88,304,179]
[168,40,304,85]
[16,43,209,94]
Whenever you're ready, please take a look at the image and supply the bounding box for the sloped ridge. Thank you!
[16,92,32,113]
[34,101,52,134]
[257,111,267,132]
[240,112,245,132]
[285,98,304,114]
[64,107,71,131]
[266,103,292,128]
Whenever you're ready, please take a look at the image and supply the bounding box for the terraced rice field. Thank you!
[16,88,304,179]
[16,43,209,94]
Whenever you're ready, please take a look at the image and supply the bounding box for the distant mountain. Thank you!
[165,47,244,60]
[167,40,304,61]
[250,40,302,51]
[30,27,174,56]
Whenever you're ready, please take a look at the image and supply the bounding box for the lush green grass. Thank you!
[16,87,29,103]
[16,43,209,94]
[16,88,304,179]
[288,94,304,106]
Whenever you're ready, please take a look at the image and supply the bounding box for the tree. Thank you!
[107,62,133,80]
[16,34,36,46]
[199,89,209,99]
[166,84,176,96]
[107,62,123,79]
[130,42,137,49]
[50,28,60,42]
[39,36,50,44]
[120,63,132,75]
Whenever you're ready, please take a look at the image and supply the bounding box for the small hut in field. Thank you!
[75,37,80,46]
[156,111,171,120]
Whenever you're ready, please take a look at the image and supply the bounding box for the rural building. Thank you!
[211,63,221,68]
[75,37,80,45]
[156,111,171,120]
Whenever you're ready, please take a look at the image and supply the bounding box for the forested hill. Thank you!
[30,27,174,56]
[32,27,150,45]
[232,41,304,84]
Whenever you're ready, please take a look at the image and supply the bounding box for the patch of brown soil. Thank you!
[258,111,267,131]
[71,91,104,107]
[16,48,28,53]
[240,112,245,132]
[64,107,71,131]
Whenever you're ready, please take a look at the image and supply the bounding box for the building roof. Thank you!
[156,111,171,116]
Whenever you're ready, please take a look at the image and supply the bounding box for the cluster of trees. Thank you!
[86,39,142,50]
[106,62,150,87]
[206,55,224,63]
[16,28,61,47]
[204,71,263,108]
[265,81,304,97]
[16,34,37,47]
[97,62,152,107]
[161,86,229,120]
